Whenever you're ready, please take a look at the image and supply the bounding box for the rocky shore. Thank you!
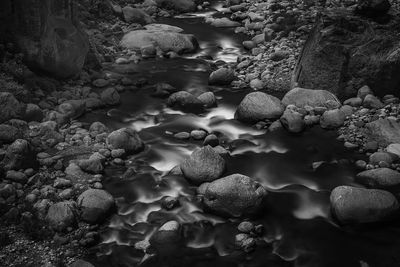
[0,0,400,266]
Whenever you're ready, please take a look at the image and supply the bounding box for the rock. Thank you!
[202,174,267,217]
[24,103,44,122]
[154,0,196,12]
[386,143,400,157]
[203,134,219,147]
[190,130,207,140]
[56,100,86,123]
[197,92,217,108]
[356,168,400,188]
[89,122,108,136]
[99,87,120,105]
[1,0,88,78]
[0,92,25,123]
[363,94,384,109]
[320,109,345,129]
[365,118,400,146]
[69,260,95,267]
[46,201,76,232]
[180,146,226,184]
[210,18,241,27]
[282,88,340,108]
[107,128,144,153]
[149,220,182,254]
[78,153,104,174]
[340,105,354,117]
[344,97,362,107]
[122,7,153,25]
[92,79,109,88]
[6,170,27,183]
[167,91,203,111]
[243,41,256,50]
[358,85,374,100]
[65,163,93,183]
[238,221,254,233]
[355,0,391,17]
[144,24,184,33]
[0,124,21,144]
[280,110,305,133]
[235,92,284,123]
[209,68,235,85]
[270,50,290,61]
[152,83,178,98]
[174,132,190,140]
[330,186,399,224]
[77,189,115,224]
[249,79,264,90]
[1,139,34,171]
[369,152,396,165]
[121,30,198,54]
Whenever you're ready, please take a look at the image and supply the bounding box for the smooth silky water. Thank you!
[81,2,400,267]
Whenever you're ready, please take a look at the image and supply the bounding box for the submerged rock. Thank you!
[180,146,226,184]
[235,92,284,123]
[202,174,267,217]
[330,186,399,224]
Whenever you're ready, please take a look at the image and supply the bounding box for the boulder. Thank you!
[363,94,384,109]
[144,24,184,33]
[235,92,284,123]
[0,124,21,144]
[330,186,399,224]
[365,118,400,146]
[107,128,144,153]
[209,68,235,85]
[356,168,400,188]
[167,91,203,111]
[320,109,345,129]
[0,92,26,123]
[282,88,340,108]
[77,189,115,223]
[1,139,35,171]
[149,220,182,254]
[197,92,217,108]
[386,143,400,157]
[122,7,153,24]
[101,88,121,105]
[120,30,198,54]
[24,103,44,122]
[210,18,241,27]
[46,201,76,232]
[180,146,226,184]
[154,0,196,12]
[280,110,305,133]
[202,174,267,217]
[69,260,95,267]
[292,11,400,98]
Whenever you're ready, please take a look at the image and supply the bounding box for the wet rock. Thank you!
[122,7,153,25]
[77,153,105,174]
[65,163,93,183]
[174,132,190,140]
[320,109,345,129]
[249,79,264,90]
[235,234,256,252]
[101,88,121,105]
[365,118,400,146]
[180,146,226,184]
[55,100,86,124]
[209,68,235,85]
[46,201,76,232]
[356,168,400,188]
[280,110,305,133]
[330,186,399,224]
[197,92,217,108]
[144,24,184,33]
[203,134,219,147]
[363,94,384,109]
[238,221,254,233]
[89,122,108,136]
[150,220,182,254]
[121,30,198,54]
[190,130,207,140]
[107,128,144,154]
[202,174,267,217]
[0,92,25,123]
[282,88,340,108]
[344,97,362,107]
[152,83,178,98]
[167,91,203,111]
[235,92,284,123]
[209,18,241,27]
[77,189,115,224]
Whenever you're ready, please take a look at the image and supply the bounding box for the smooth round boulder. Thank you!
[46,201,76,232]
[320,109,345,129]
[180,146,226,184]
[106,128,144,153]
[386,143,400,157]
[282,88,340,108]
[369,152,396,165]
[280,110,305,133]
[235,92,284,123]
[197,92,217,108]
[356,168,400,188]
[208,68,235,85]
[330,186,399,224]
[202,174,267,217]
[77,189,115,224]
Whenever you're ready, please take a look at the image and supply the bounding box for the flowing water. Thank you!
[84,2,400,267]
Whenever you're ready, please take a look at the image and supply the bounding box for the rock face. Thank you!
[356,168,400,188]
[180,146,226,184]
[330,186,399,224]
[107,128,144,153]
[365,118,400,146]
[120,30,198,54]
[202,174,267,217]
[235,92,284,123]
[292,10,400,98]
[282,88,340,108]
[77,189,115,224]
[0,0,89,78]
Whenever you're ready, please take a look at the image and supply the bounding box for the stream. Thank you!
[83,2,400,267]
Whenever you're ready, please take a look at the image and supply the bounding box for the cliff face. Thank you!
[0,0,89,79]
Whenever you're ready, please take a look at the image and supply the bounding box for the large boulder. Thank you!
[356,168,400,188]
[320,109,345,129]
[235,92,284,123]
[122,7,153,24]
[330,186,399,224]
[106,128,144,153]
[281,88,340,108]
[46,201,76,232]
[120,30,198,54]
[292,10,400,98]
[364,118,400,147]
[77,189,115,224]
[180,146,226,184]
[0,0,89,78]
[149,220,182,254]
[167,91,204,111]
[280,110,305,133]
[208,68,235,85]
[0,92,26,123]
[201,174,267,217]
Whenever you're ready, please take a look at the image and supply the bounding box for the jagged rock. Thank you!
[330,186,399,224]
[46,201,76,232]
[202,174,267,217]
[235,92,284,123]
[106,128,144,153]
[356,168,400,188]
[180,146,226,184]
[77,189,115,223]
[282,88,340,108]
